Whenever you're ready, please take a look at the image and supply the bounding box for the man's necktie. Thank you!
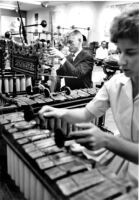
[70,53,75,62]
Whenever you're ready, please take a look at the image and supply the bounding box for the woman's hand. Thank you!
[70,123,108,150]
[38,105,67,120]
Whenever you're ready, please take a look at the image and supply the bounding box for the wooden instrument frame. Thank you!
[0,39,7,93]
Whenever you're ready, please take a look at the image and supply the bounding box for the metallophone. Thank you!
[0,38,56,96]
[0,39,33,96]
[0,40,137,200]
[0,110,138,200]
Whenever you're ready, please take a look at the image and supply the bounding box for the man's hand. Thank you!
[48,47,65,60]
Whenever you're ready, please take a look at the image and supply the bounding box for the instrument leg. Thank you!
[4,78,9,93]
[9,77,13,93]
[21,76,26,91]
[16,77,20,92]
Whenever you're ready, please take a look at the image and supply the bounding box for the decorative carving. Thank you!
[0,39,6,70]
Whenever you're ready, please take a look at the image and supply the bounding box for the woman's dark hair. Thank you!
[110,9,139,44]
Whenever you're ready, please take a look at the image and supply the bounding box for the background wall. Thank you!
[0,1,139,44]
[0,9,26,36]
[26,1,110,43]
[26,7,50,43]
[26,1,136,44]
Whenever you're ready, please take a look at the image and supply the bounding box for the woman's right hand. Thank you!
[38,105,66,120]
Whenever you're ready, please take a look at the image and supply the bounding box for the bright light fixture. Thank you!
[12,0,41,5]
[0,3,17,10]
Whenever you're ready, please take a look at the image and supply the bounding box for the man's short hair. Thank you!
[69,30,83,42]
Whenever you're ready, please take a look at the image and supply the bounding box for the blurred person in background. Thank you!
[95,40,109,65]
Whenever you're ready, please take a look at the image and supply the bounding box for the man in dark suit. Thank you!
[48,30,94,90]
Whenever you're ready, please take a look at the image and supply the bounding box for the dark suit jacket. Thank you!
[57,50,94,90]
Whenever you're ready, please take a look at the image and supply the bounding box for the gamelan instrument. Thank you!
[0,39,34,96]
[0,112,137,200]
[0,88,97,121]
[3,38,54,97]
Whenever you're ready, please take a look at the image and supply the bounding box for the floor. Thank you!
[92,65,119,135]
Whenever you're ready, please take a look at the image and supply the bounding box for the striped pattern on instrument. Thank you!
[0,72,32,94]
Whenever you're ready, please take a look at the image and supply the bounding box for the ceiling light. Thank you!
[41,2,48,7]
[12,0,41,5]
[0,3,17,10]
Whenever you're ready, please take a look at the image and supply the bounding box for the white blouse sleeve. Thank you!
[86,84,110,118]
